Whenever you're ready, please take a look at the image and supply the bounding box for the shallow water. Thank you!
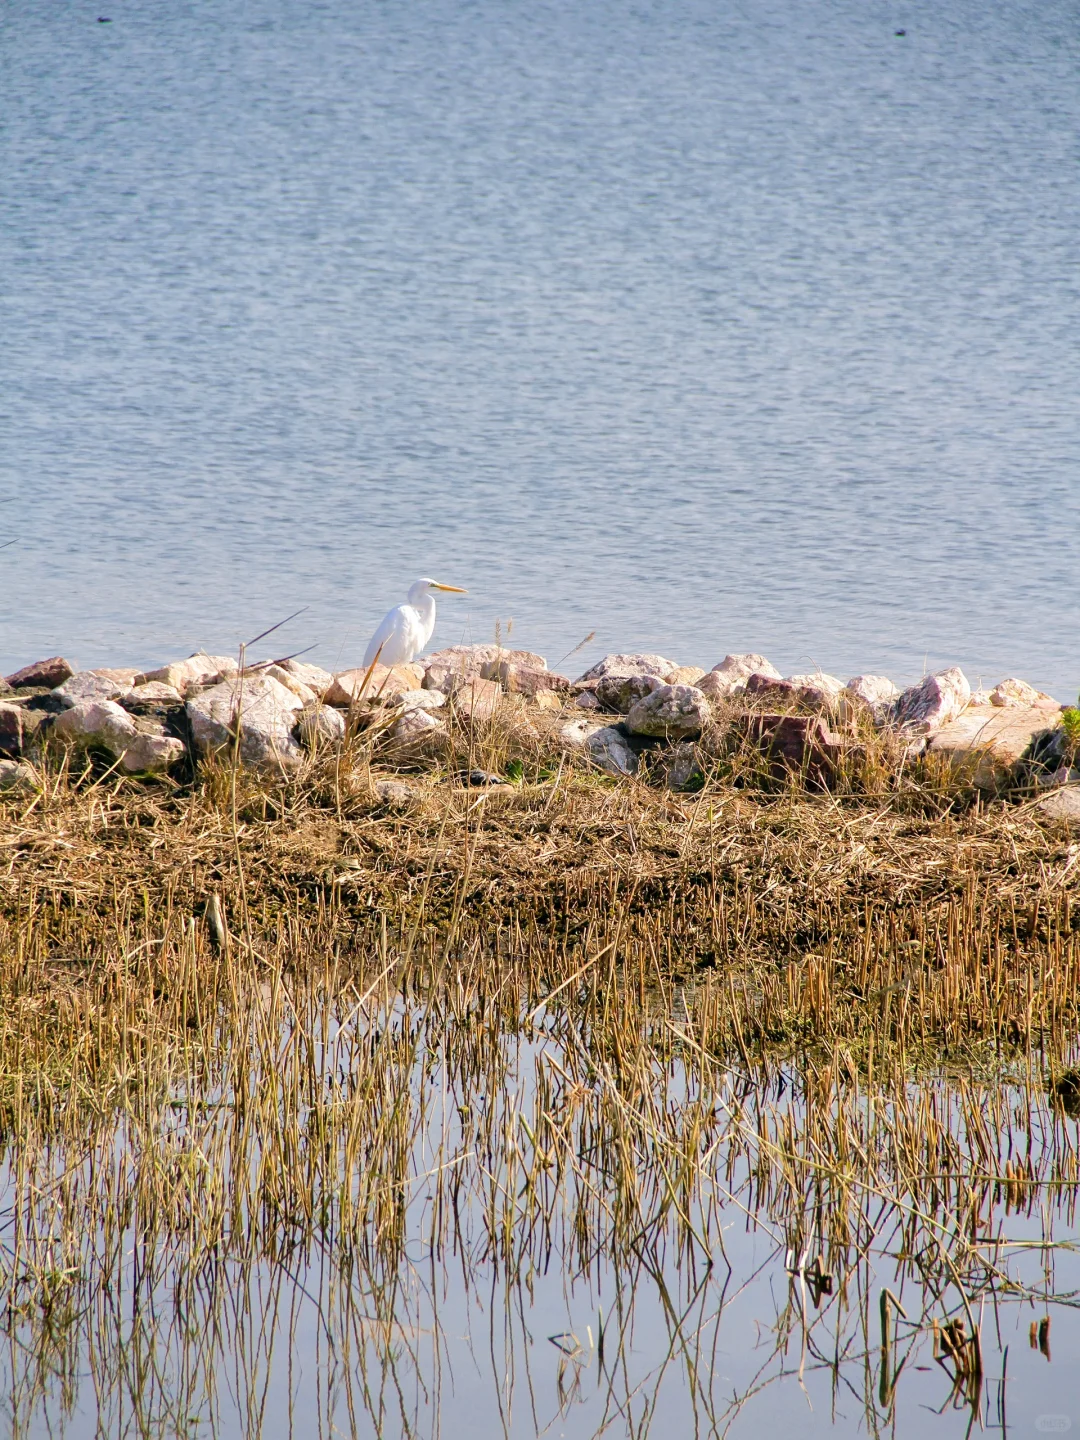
[2,0,1080,695]
[5,991,1080,1439]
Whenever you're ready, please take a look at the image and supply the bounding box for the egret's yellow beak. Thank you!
[432,582,468,593]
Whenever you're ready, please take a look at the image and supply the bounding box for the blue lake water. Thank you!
[3,0,1079,693]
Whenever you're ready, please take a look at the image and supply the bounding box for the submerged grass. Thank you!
[2,703,1080,1434]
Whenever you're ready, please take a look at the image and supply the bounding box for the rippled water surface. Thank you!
[2,0,1079,692]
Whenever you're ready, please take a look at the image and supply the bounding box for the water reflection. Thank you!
[1,968,1078,1437]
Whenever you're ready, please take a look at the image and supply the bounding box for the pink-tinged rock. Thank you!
[699,654,781,700]
[480,659,570,696]
[53,700,139,753]
[625,684,710,739]
[186,674,304,769]
[325,663,425,708]
[894,667,971,736]
[6,657,75,690]
[746,713,844,789]
[574,690,602,710]
[990,678,1058,709]
[451,677,502,722]
[119,733,186,774]
[142,654,239,698]
[55,671,137,708]
[928,704,1062,789]
[744,673,798,701]
[577,653,678,683]
[0,702,32,756]
[594,672,663,713]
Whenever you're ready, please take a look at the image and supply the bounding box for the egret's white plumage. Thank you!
[363,577,467,668]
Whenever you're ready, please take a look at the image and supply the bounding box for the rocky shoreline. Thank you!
[1,644,1077,821]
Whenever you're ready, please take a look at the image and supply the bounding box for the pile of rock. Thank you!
[0,645,1072,814]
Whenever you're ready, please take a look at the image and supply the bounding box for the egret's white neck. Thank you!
[412,592,437,647]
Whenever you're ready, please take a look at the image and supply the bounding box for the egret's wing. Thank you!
[363,605,407,667]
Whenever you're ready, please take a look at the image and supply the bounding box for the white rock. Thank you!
[326,664,425,707]
[120,733,186,773]
[53,699,139,752]
[422,645,546,692]
[560,719,638,776]
[260,665,317,705]
[296,703,347,747]
[391,708,446,741]
[929,704,1063,788]
[124,681,184,704]
[398,689,446,713]
[586,725,638,776]
[594,672,663,713]
[626,684,710,739]
[577,653,678,683]
[0,760,39,795]
[187,674,304,768]
[54,671,133,708]
[560,717,610,747]
[698,654,781,700]
[273,658,334,692]
[990,678,1057,709]
[893,667,971,736]
[846,675,900,709]
[784,672,845,709]
[142,654,239,697]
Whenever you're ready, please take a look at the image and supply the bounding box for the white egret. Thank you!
[362,577,468,667]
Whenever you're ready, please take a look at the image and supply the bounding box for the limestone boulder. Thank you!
[53,699,139,754]
[272,658,334,693]
[699,654,781,701]
[990,678,1058,709]
[626,684,710,740]
[142,654,239,698]
[0,702,36,757]
[55,670,139,708]
[423,645,546,692]
[451,677,502,723]
[325,663,425,708]
[1036,787,1080,829]
[123,681,184,706]
[296,703,347,747]
[559,718,638,776]
[667,665,706,687]
[187,674,304,768]
[6,657,75,690]
[893,667,971,736]
[577,653,677,683]
[0,760,39,796]
[928,704,1063,789]
[398,689,445,713]
[120,733,186,773]
[260,664,318,705]
[574,690,602,711]
[784,673,845,708]
[845,675,900,710]
[481,659,569,697]
[594,672,662,713]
